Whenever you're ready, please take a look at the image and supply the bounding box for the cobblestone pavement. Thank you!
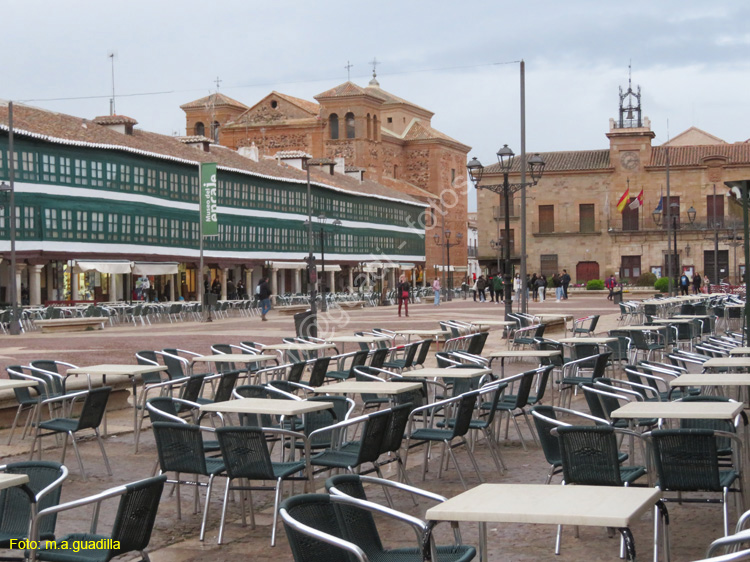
[0,293,729,560]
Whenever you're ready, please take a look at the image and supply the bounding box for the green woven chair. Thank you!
[30,475,166,562]
[326,474,477,562]
[30,387,112,481]
[215,426,312,546]
[0,461,68,548]
[648,428,743,536]
[307,356,332,387]
[151,422,226,541]
[6,366,43,445]
[326,350,370,382]
[382,342,419,373]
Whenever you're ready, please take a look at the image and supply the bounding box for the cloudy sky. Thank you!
[4,1,750,209]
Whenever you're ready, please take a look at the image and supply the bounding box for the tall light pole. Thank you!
[433,231,462,296]
[1,101,20,335]
[468,146,545,320]
[302,156,318,336]
[726,225,743,285]
[653,202,696,295]
[305,213,341,312]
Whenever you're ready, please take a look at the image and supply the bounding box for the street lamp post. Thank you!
[726,225,743,285]
[467,146,545,320]
[0,101,20,335]
[652,203,696,295]
[433,230,462,297]
[305,213,341,312]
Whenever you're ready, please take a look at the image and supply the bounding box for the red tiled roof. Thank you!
[402,120,467,148]
[314,81,373,100]
[650,144,750,166]
[0,101,424,207]
[483,150,611,173]
[271,91,320,115]
[365,84,432,115]
[179,92,248,110]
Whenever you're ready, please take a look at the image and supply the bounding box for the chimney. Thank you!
[93,115,138,135]
[344,165,365,183]
[334,157,345,175]
[275,150,313,171]
[178,136,212,152]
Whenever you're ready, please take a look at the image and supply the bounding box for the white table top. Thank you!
[66,364,168,376]
[394,329,449,337]
[324,336,390,344]
[673,314,712,319]
[558,337,617,344]
[313,381,421,395]
[190,353,277,364]
[200,397,333,415]
[0,473,30,491]
[426,483,660,527]
[650,318,694,324]
[466,320,516,327]
[703,357,750,369]
[729,347,750,356]
[618,325,667,331]
[405,367,490,379]
[261,343,336,351]
[488,350,561,358]
[671,373,750,387]
[611,400,744,420]
[534,313,575,321]
[0,379,37,390]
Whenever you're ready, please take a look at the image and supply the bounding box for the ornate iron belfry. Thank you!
[618,65,642,128]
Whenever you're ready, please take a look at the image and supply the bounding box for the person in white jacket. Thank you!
[432,277,441,306]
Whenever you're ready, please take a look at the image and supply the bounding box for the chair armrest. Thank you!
[279,507,367,562]
[330,493,430,541]
[39,389,88,406]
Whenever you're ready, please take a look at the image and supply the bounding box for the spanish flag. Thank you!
[616,187,630,213]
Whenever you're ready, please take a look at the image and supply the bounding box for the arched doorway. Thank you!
[576,261,600,283]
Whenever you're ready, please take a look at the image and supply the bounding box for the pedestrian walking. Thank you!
[679,273,690,296]
[692,272,702,295]
[493,273,503,303]
[530,274,538,302]
[553,272,564,302]
[258,277,272,321]
[476,275,487,302]
[535,274,547,302]
[432,277,441,306]
[487,275,495,303]
[605,275,616,300]
[398,274,410,317]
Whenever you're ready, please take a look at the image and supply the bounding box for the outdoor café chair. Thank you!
[29,387,112,481]
[29,475,166,562]
[0,461,68,550]
[326,473,477,562]
[6,366,45,445]
[215,426,312,546]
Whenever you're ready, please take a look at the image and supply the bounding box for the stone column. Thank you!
[170,274,176,301]
[220,268,228,300]
[348,268,354,292]
[270,268,278,303]
[15,264,25,304]
[71,272,79,300]
[279,270,287,294]
[45,265,54,301]
[29,264,43,306]
[293,268,301,293]
[109,273,118,303]
[245,268,252,298]
[328,270,335,294]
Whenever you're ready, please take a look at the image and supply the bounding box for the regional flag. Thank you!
[616,187,630,213]
[628,188,644,210]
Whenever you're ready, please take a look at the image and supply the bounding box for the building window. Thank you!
[620,256,641,281]
[195,122,205,136]
[44,209,58,238]
[622,199,639,231]
[91,212,104,240]
[707,194,724,228]
[211,121,220,142]
[660,196,680,229]
[495,193,516,218]
[579,203,595,233]
[42,154,56,182]
[74,159,88,185]
[372,115,378,140]
[345,112,355,139]
[540,254,558,278]
[538,205,554,233]
[329,113,339,139]
[387,117,393,124]
[366,114,371,139]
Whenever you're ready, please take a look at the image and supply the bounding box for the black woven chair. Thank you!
[326,474,477,562]
[6,366,43,445]
[145,396,222,453]
[411,338,433,369]
[30,475,166,562]
[326,350,370,383]
[648,428,743,536]
[151,421,226,541]
[0,461,68,549]
[30,387,112,481]
[494,370,539,451]
[554,424,647,556]
[558,352,611,408]
[404,390,483,490]
[215,426,312,546]
[307,356,332,387]
[382,342,419,373]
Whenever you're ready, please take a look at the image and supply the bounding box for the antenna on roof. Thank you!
[345,60,353,81]
[369,57,380,87]
[108,50,117,115]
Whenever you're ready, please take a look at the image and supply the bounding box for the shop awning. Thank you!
[397,263,416,269]
[363,262,400,272]
[73,260,133,274]
[433,265,455,272]
[269,261,341,272]
[132,262,179,275]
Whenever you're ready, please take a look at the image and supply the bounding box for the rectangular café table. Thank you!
[324,335,391,353]
[189,353,278,375]
[254,344,335,362]
[393,329,449,350]
[402,367,491,380]
[611,400,744,422]
[703,357,750,371]
[425,483,667,562]
[313,381,421,396]
[671,372,750,404]
[66,364,168,438]
[199,397,333,416]
[487,350,561,377]
[0,379,37,391]
[729,347,750,356]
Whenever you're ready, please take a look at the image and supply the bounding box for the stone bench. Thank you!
[274,305,311,316]
[34,318,107,333]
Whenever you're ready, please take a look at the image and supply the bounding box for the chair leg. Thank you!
[460,437,484,484]
[271,478,284,547]
[482,427,506,472]
[445,441,468,490]
[94,429,112,476]
[218,478,232,545]
[6,405,24,445]
[199,474,217,542]
[68,432,87,481]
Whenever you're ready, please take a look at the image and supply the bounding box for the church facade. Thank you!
[475,81,750,287]
[180,75,471,288]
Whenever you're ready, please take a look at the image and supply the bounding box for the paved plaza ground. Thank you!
[0,292,730,560]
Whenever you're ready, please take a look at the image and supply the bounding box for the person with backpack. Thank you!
[493,273,503,303]
[397,274,410,317]
[679,273,690,296]
[605,275,616,300]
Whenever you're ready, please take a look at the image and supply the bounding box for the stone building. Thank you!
[0,101,425,305]
[475,80,750,286]
[180,75,471,288]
